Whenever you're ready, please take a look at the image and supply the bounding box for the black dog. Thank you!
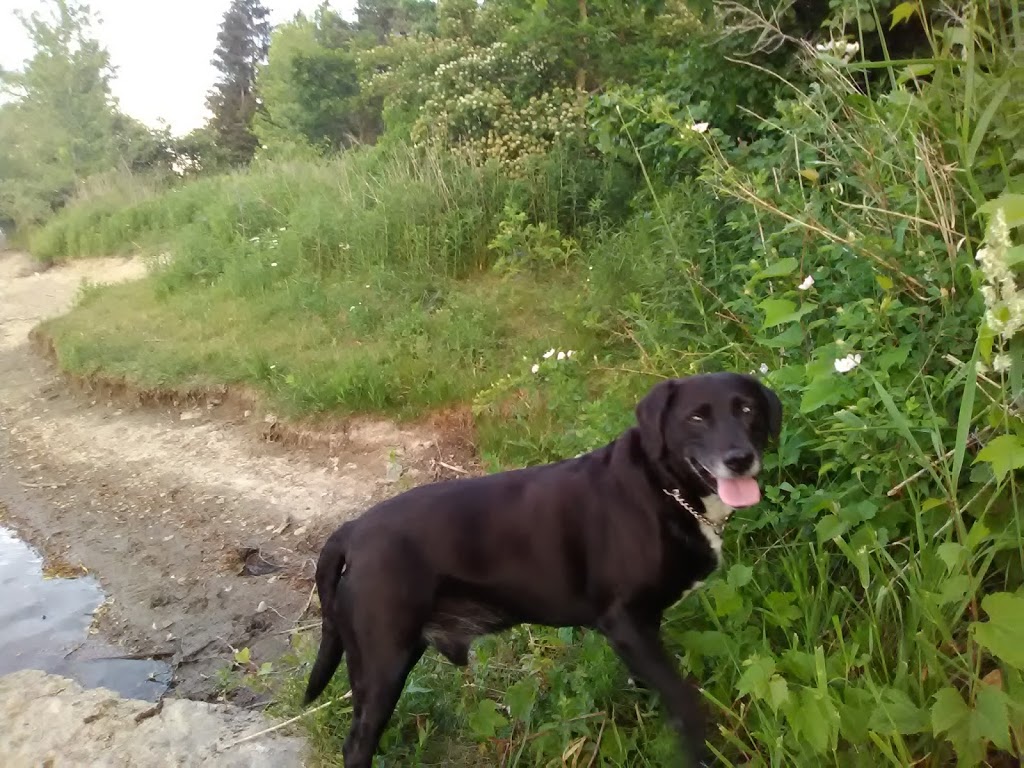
[304,372,781,767]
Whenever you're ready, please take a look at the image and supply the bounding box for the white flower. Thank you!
[976,208,1023,342]
[270,262,278,267]
[798,275,815,291]
[557,351,566,360]
[759,363,769,374]
[834,353,862,374]
[531,363,540,374]
[993,353,1012,372]
[567,350,575,357]
[543,349,555,359]
[690,121,709,134]
[279,227,287,232]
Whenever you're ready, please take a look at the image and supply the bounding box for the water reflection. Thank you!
[0,526,170,701]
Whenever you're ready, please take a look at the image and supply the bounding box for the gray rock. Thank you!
[0,669,309,767]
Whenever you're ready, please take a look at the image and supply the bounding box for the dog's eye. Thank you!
[689,414,703,423]
[740,405,752,415]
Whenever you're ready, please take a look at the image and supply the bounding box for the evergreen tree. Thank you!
[205,0,271,166]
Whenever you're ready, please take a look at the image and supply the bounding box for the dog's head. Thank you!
[635,372,782,508]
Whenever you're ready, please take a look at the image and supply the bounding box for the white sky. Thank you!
[1,0,358,136]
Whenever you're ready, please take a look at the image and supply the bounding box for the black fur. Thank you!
[304,372,782,767]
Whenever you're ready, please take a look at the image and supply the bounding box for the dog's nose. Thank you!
[723,449,754,474]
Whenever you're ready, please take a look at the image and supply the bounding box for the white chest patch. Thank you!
[698,495,733,560]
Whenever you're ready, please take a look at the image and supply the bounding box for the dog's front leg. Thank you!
[598,608,709,767]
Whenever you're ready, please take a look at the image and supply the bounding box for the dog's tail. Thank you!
[303,524,351,705]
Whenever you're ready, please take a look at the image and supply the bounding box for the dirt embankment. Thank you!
[0,250,477,704]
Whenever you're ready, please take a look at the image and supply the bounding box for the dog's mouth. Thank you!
[687,458,762,508]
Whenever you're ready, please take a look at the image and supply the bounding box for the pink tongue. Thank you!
[717,476,761,507]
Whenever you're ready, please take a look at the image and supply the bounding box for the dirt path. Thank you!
[0,250,463,701]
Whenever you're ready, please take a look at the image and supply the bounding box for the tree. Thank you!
[0,0,147,230]
[206,0,271,166]
[254,5,382,155]
[355,0,437,42]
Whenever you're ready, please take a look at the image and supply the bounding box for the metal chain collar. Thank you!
[663,488,726,536]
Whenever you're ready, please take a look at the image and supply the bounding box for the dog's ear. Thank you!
[759,382,783,441]
[635,379,677,458]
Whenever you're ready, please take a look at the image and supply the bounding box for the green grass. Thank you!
[44,269,584,421]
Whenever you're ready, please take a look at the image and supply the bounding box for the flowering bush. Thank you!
[361,35,585,171]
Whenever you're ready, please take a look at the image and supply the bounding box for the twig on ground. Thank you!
[295,582,316,623]
[215,692,352,751]
[436,460,469,475]
[586,716,608,768]
[277,621,319,636]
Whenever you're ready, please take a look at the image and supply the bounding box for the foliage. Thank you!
[254,5,382,157]
[0,0,171,232]
[206,0,271,166]
[22,0,1024,766]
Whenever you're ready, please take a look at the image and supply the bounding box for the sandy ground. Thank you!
[0,250,469,702]
[0,669,308,767]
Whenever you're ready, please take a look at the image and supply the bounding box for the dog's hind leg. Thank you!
[342,637,426,768]
[340,547,434,768]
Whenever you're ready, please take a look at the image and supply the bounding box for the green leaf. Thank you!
[234,647,251,665]
[768,676,791,713]
[971,592,1024,669]
[967,80,1011,169]
[815,514,850,542]
[896,62,935,84]
[869,687,930,735]
[1005,245,1024,268]
[965,520,990,551]
[931,684,1011,763]
[708,580,744,617]
[978,193,1024,229]
[788,687,839,754]
[736,655,776,699]
[750,257,799,283]
[468,699,507,741]
[681,630,733,659]
[759,297,817,328]
[801,374,842,413]
[757,324,804,349]
[974,434,1024,482]
[727,563,753,589]
[936,542,964,571]
[938,574,972,605]
[889,1,918,28]
[504,678,539,722]
[763,591,802,629]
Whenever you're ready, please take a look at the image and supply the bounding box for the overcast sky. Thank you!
[1,0,358,135]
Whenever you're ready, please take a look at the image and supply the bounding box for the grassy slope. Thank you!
[44,271,582,422]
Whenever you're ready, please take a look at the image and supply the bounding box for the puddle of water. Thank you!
[0,525,171,701]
